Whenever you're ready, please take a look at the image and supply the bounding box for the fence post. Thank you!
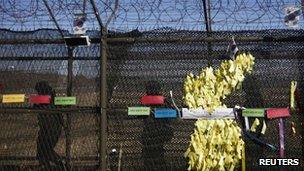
[87,0,108,169]
[202,0,213,66]
[66,46,74,171]
[100,27,108,171]
[300,61,304,164]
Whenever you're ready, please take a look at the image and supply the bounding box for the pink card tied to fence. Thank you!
[29,95,51,104]
[266,108,290,119]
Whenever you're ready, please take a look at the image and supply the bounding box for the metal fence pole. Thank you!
[100,27,108,171]
[3,36,304,45]
[202,0,212,32]
[202,0,213,66]
[66,46,74,171]
[87,1,107,169]
[300,62,304,165]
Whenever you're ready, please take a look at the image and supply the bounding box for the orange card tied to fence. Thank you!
[2,94,25,103]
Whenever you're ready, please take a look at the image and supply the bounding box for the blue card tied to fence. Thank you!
[154,108,177,118]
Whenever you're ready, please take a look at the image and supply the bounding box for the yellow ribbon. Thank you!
[250,118,260,132]
[290,81,297,110]
[185,119,244,171]
[261,120,267,135]
[242,144,246,171]
[183,52,255,112]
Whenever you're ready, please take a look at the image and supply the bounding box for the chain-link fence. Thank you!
[1,0,304,171]
[0,28,303,171]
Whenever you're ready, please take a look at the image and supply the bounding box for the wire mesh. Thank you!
[0,24,304,171]
[0,112,99,170]
[104,28,304,170]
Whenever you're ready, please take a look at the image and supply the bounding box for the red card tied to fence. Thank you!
[141,95,164,105]
[266,108,290,119]
[0,84,3,91]
[29,95,51,104]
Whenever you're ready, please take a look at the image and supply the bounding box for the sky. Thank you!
[0,0,303,32]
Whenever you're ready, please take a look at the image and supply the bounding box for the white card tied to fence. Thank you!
[182,108,234,119]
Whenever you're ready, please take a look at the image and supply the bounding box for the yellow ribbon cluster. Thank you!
[184,52,255,113]
[184,119,244,171]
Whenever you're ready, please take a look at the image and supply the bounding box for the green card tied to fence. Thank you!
[54,97,76,105]
[128,107,150,116]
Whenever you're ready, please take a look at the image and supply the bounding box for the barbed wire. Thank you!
[0,0,303,32]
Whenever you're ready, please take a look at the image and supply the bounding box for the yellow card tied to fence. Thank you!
[2,94,25,103]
